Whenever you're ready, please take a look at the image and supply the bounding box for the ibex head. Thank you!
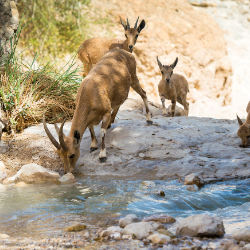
[157,57,178,86]
[236,114,250,147]
[120,17,145,52]
[43,115,81,173]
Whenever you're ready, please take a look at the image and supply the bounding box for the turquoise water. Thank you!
[0,177,250,237]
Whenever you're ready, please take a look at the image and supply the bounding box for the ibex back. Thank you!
[44,48,153,174]
[78,17,145,76]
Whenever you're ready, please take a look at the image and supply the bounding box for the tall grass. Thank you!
[0,16,82,133]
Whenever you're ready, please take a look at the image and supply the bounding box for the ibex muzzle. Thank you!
[237,114,250,148]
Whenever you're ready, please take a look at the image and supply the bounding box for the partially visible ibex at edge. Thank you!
[78,17,146,76]
[157,56,189,117]
[43,48,153,174]
[237,101,250,147]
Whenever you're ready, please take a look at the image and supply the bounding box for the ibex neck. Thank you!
[122,40,130,52]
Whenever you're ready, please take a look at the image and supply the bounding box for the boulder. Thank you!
[232,228,250,242]
[184,173,204,187]
[64,223,87,232]
[176,214,225,237]
[124,222,155,240]
[119,214,139,228]
[147,233,171,244]
[5,163,60,183]
[58,173,76,184]
[0,161,5,171]
[0,171,7,183]
[143,214,176,224]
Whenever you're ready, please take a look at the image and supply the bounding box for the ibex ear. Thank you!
[120,17,127,31]
[236,114,243,126]
[137,20,145,33]
[170,57,178,69]
[73,130,81,145]
[157,56,163,69]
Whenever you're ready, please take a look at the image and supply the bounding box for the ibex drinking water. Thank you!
[43,49,153,174]
[157,56,189,117]
[237,101,250,147]
[78,17,145,76]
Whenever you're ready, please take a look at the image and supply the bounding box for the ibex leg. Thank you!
[171,100,176,117]
[161,96,167,116]
[180,95,189,116]
[99,113,111,162]
[89,125,98,152]
[108,106,120,129]
[131,79,153,124]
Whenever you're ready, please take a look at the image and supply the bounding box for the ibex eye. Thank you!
[125,34,128,38]
[161,71,163,74]
[69,154,75,159]
[135,35,138,38]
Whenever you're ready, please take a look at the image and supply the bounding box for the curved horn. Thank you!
[236,114,243,126]
[157,56,163,68]
[127,18,130,29]
[134,17,139,29]
[43,114,61,150]
[59,117,68,152]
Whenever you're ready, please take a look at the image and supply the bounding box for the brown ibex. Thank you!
[78,17,145,76]
[237,101,250,147]
[43,48,153,174]
[157,57,189,117]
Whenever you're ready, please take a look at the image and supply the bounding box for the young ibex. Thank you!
[43,48,153,174]
[237,101,250,147]
[157,56,189,117]
[78,17,145,76]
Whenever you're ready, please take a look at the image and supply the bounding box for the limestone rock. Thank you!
[0,161,5,171]
[0,171,7,183]
[10,163,60,183]
[101,226,124,237]
[110,232,121,240]
[143,214,176,224]
[119,214,139,228]
[58,173,76,184]
[124,222,155,239]
[184,173,204,187]
[157,229,175,238]
[64,223,87,232]
[243,244,250,250]
[186,184,198,192]
[232,228,250,242]
[147,233,171,244]
[122,235,132,240]
[176,214,225,237]
[0,141,9,154]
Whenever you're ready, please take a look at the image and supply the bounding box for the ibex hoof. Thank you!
[99,157,107,163]
[90,147,98,153]
[107,124,111,129]
[239,145,248,148]
[162,113,168,117]
[146,120,153,125]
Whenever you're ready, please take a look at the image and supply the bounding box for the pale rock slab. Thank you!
[0,171,7,183]
[124,222,155,239]
[232,228,250,242]
[176,214,225,237]
[147,233,171,244]
[58,173,76,184]
[119,214,139,228]
[184,173,204,187]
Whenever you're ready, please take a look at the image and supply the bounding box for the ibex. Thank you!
[43,48,153,174]
[78,17,145,76]
[157,56,189,117]
[237,101,250,147]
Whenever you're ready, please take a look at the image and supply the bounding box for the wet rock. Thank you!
[0,141,9,154]
[157,229,175,238]
[0,171,7,183]
[58,173,76,184]
[184,173,204,187]
[100,226,124,237]
[220,239,238,249]
[147,233,171,244]
[5,163,60,183]
[140,181,155,188]
[143,214,176,224]
[0,161,5,171]
[186,184,198,192]
[243,244,250,250]
[64,223,87,232]
[176,214,225,237]
[151,222,165,230]
[124,222,155,239]
[0,233,10,238]
[157,190,165,197]
[232,228,250,242]
[119,214,139,228]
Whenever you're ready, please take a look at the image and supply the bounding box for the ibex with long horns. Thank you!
[78,17,145,76]
[157,56,189,117]
[43,48,153,174]
[237,101,250,147]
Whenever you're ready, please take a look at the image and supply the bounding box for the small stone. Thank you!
[232,228,250,242]
[143,214,176,224]
[83,231,89,238]
[158,190,165,197]
[0,233,10,239]
[0,141,9,154]
[110,232,121,240]
[122,235,132,240]
[157,229,175,238]
[100,226,124,237]
[140,181,155,188]
[186,184,198,192]
[58,173,76,184]
[0,161,5,171]
[240,241,246,247]
[119,214,139,228]
[184,173,204,187]
[243,244,250,250]
[15,181,29,187]
[64,223,87,232]
[147,233,171,244]
[124,222,155,239]
[0,171,7,183]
